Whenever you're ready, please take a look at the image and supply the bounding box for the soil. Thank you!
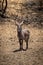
[0,0,43,65]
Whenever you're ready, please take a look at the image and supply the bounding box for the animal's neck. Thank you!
[18,29,22,34]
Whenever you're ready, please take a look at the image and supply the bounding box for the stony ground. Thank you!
[0,0,43,65]
[0,18,43,65]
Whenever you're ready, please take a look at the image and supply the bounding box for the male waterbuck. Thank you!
[15,21,30,51]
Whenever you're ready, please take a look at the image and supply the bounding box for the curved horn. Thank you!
[20,21,24,26]
[15,21,19,26]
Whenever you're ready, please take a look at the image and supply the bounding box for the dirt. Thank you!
[0,18,43,65]
[0,0,43,65]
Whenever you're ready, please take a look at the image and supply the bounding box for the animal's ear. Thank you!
[15,21,19,26]
[20,21,24,26]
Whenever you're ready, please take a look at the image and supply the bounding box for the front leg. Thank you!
[19,39,23,50]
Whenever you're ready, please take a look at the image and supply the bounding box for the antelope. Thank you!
[15,21,30,51]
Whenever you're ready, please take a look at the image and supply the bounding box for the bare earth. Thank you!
[0,0,43,65]
[0,19,43,65]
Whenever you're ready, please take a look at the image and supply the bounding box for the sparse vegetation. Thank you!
[0,0,43,65]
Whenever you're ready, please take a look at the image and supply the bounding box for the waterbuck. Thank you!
[15,21,30,51]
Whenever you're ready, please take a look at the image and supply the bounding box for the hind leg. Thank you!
[26,39,28,50]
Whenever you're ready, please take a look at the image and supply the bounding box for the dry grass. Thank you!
[0,0,43,65]
[0,19,43,65]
